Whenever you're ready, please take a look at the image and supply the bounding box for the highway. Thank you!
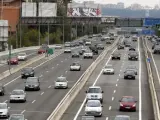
[61,38,154,120]
[0,36,110,120]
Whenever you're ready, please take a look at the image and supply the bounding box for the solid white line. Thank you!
[73,48,117,120]
[32,100,36,103]
[3,100,8,103]
[21,110,25,114]
[116,84,118,87]
[112,97,114,101]
[4,76,20,86]
[48,85,51,88]
[109,106,112,110]
[106,117,109,120]
[41,92,44,95]
[138,38,142,120]
[113,90,116,93]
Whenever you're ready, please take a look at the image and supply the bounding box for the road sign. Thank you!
[141,29,155,35]
[147,58,151,63]
[47,48,54,55]
[144,18,160,26]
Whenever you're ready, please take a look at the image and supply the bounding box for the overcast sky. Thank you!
[74,0,159,7]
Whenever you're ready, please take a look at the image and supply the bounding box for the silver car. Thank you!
[9,114,27,120]
[10,89,26,103]
[0,103,10,118]
[54,77,68,89]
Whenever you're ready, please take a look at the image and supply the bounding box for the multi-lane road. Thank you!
[0,36,111,120]
[61,38,154,120]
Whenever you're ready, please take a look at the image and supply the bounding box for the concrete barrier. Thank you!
[142,39,160,120]
[47,36,119,120]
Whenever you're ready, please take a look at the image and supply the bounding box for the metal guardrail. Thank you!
[142,38,160,120]
[47,36,119,120]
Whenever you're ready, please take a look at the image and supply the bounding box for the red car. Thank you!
[7,57,18,65]
[119,96,137,112]
[37,48,46,54]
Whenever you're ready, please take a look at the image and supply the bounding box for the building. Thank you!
[117,2,124,9]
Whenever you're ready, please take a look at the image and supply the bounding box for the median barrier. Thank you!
[142,39,160,120]
[47,36,119,120]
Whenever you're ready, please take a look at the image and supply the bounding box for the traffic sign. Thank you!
[147,58,151,63]
[47,48,54,55]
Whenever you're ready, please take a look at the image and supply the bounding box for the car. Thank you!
[79,49,86,55]
[54,77,68,89]
[7,56,18,65]
[17,52,27,61]
[117,44,124,49]
[92,48,98,55]
[21,67,35,79]
[85,41,92,46]
[81,116,95,120]
[88,35,93,38]
[64,42,71,47]
[72,52,80,58]
[126,65,138,75]
[153,46,160,54]
[85,100,103,117]
[106,40,112,44]
[128,52,138,60]
[64,48,71,53]
[70,62,81,71]
[119,96,137,112]
[97,44,104,50]
[10,89,26,103]
[0,103,10,118]
[110,37,115,40]
[86,86,103,103]
[0,84,5,96]
[129,46,136,51]
[114,115,130,120]
[124,70,136,79]
[132,36,138,41]
[37,44,49,54]
[55,45,62,49]
[112,52,121,60]
[83,51,93,59]
[9,114,27,120]
[24,77,40,91]
[103,64,114,74]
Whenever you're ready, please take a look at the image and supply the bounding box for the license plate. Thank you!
[125,107,131,109]
[59,84,62,86]
[128,76,131,78]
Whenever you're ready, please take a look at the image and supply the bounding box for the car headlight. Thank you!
[2,111,7,115]
[34,85,38,87]
[132,103,136,107]
[120,103,123,106]
[30,72,34,74]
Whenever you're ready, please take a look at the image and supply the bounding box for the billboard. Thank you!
[38,3,57,17]
[144,18,160,26]
[0,20,8,42]
[22,2,37,17]
[67,7,101,17]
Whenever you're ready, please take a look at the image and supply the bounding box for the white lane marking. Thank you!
[61,61,63,63]
[39,75,43,77]
[109,106,112,110]
[4,76,20,86]
[116,84,118,87]
[41,92,44,95]
[138,38,142,120]
[113,90,116,93]
[32,100,36,103]
[48,85,51,88]
[106,117,108,120]
[57,64,59,66]
[73,48,117,120]
[112,97,114,101]
[120,69,122,72]
[117,79,119,81]
[21,110,25,114]
[3,100,7,103]
[119,74,121,77]
[46,71,49,72]
[65,71,68,73]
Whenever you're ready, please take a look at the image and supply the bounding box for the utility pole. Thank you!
[0,0,3,19]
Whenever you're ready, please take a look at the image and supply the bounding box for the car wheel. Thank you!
[38,87,40,91]
[101,99,103,103]
[119,108,122,111]
[124,77,126,79]
[79,68,81,71]
[24,99,26,103]
[70,69,72,71]
[24,88,28,91]
[119,58,121,60]
[112,58,114,60]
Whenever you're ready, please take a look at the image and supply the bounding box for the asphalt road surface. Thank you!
[61,37,154,120]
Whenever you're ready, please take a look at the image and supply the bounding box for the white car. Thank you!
[0,103,10,118]
[17,52,27,61]
[64,42,71,47]
[85,41,91,46]
[103,64,114,74]
[55,45,62,49]
[85,100,103,117]
[10,89,26,103]
[70,62,81,71]
[83,51,93,59]
[86,86,103,103]
[9,114,27,120]
[54,77,68,89]
[64,48,71,53]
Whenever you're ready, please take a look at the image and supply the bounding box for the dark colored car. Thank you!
[153,46,160,54]
[21,67,35,79]
[119,96,137,111]
[112,53,121,60]
[79,48,87,55]
[110,37,115,40]
[7,56,18,65]
[117,44,124,50]
[129,46,136,51]
[126,65,138,75]
[106,40,112,44]
[89,45,98,55]
[125,42,131,47]
[72,52,80,58]
[25,77,40,91]
[0,84,5,96]
[128,52,138,60]
[97,44,104,50]
[124,70,136,79]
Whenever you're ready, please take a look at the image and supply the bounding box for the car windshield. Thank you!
[72,63,79,66]
[0,104,7,109]
[26,77,38,83]
[113,53,120,56]
[129,52,137,55]
[22,68,32,72]
[18,53,26,56]
[9,115,24,120]
[115,116,130,120]
[88,88,101,93]
[121,97,135,102]
[87,101,100,107]
[56,77,66,82]
[11,90,24,95]
[105,65,113,69]
[127,66,136,69]
[125,70,134,74]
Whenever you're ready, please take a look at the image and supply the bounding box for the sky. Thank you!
[74,0,159,7]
